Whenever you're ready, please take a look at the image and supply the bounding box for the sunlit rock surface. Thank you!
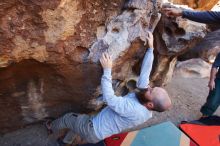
[174,58,211,78]
[167,0,219,10]
[0,0,125,133]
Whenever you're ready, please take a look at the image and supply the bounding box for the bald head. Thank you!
[135,87,172,112]
[151,87,171,112]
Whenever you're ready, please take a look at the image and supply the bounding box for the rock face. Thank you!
[150,5,207,86]
[174,58,211,78]
[179,29,220,63]
[0,0,210,133]
[0,0,125,133]
[168,0,219,10]
[0,0,163,133]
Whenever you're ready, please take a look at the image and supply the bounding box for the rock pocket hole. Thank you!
[175,28,185,36]
[126,79,137,91]
[165,27,173,36]
[72,46,90,63]
[112,27,120,33]
[178,38,187,43]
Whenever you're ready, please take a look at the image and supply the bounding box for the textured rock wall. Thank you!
[150,4,207,86]
[0,0,164,133]
[168,0,219,10]
[179,29,220,63]
[0,0,126,133]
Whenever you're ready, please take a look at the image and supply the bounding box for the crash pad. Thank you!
[180,123,220,146]
[105,121,197,146]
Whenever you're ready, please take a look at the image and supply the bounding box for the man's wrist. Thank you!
[182,10,188,17]
[103,67,112,70]
[209,79,215,83]
[178,10,183,16]
[149,46,154,49]
[103,68,112,76]
[148,43,154,49]
[148,47,154,51]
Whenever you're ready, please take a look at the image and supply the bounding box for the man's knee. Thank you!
[61,113,79,128]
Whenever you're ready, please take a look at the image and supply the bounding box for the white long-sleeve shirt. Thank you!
[92,48,154,140]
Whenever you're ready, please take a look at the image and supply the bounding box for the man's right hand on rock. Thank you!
[146,31,154,49]
[100,52,112,69]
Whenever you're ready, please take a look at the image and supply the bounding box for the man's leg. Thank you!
[48,113,80,145]
[200,79,220,116]
[49,113,100,145]
[51,113,79,133]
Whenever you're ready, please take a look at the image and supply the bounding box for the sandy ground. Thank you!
[0,76,220,146]
[148,76,220,126]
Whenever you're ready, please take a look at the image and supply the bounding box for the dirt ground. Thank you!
[0,76,220,146]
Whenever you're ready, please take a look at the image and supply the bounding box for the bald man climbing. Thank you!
[46,32,172,146]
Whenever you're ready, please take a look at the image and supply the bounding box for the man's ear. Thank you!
[145,102,154,110]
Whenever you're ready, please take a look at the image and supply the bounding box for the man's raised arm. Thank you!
[137,32,154,89]
[99,53,133,115]
[163,7,220,24]
[182,11,220,24]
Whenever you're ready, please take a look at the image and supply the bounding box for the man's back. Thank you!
[92,92,152,140]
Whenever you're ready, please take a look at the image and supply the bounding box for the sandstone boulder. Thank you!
[0,0,125,133]
[167,0,219,10]
[0,0,163,133]
[179,29,220,63]
[149,4,207,85]
[174,58,211,78]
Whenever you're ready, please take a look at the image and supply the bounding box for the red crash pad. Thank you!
[180,123,220,146]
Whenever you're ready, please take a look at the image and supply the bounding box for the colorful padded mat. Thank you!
[105,121,197,146]
[79,121,197,146]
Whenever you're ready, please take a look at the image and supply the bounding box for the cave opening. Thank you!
[0,59,95,133]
